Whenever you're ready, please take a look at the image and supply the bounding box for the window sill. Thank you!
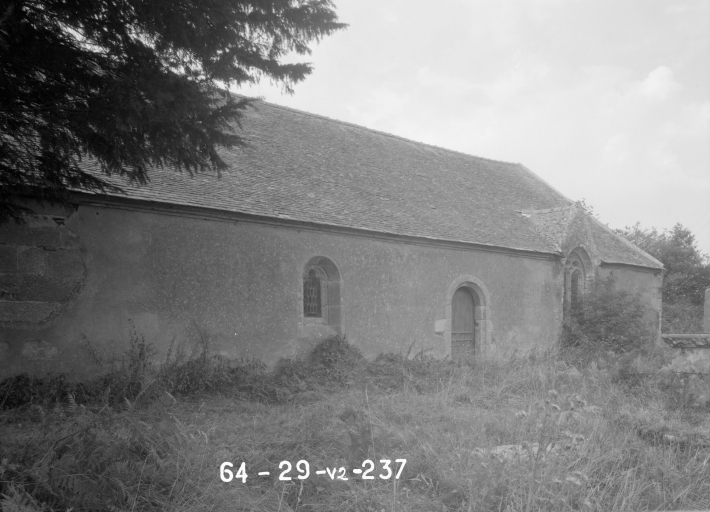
[303,316,327,326]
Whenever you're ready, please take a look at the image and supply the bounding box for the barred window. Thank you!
[303,269,322,317]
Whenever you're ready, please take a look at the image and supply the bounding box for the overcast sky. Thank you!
[236,0,710,255]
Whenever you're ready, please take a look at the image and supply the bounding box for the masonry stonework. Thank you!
[0,207,87,372]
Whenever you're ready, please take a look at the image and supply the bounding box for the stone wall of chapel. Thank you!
[0,203,564,378]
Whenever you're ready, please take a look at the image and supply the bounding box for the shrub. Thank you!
[311,335,363,372]
[0,374,73,409]
[662,299,703,334]
[562,274,651,355]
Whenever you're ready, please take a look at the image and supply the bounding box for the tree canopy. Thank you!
[616,223,710,306]
[0,0,346,221]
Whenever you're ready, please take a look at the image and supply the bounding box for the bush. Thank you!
[0,374,74,409]
[562,275,651,355]
[0,335,369,410]
[310,335,363,382]
[662,299,703,334]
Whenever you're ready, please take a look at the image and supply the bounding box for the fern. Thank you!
[1,485,46,512]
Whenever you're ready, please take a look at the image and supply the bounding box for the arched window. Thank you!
[302,256,342,334]
[570,269,581,312]
[564,247,592,321]
[303,269,322,317]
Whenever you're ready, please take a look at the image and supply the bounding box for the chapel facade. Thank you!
[0,101,663,378]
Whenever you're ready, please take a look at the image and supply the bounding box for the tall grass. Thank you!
[1,337,709,511]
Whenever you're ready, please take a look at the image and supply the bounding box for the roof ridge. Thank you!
[249,97,523,167]
[522,205,574,214]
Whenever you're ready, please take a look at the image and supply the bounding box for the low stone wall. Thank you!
[660,288,710,407]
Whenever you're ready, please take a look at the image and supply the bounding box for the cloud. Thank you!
[344,88,411,128]
[480,61,551,103]
[639,66,683,100]
[416,67,474,96]
[601,133,631,166]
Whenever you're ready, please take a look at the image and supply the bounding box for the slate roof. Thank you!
[587,216,664,269]
[523,206,663,269]
[521,206,575,249]
[82,99,660,267]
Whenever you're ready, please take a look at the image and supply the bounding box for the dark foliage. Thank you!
[562,274,651,354]
[0,334,462,411]
[616,223,710,307]
[0,0,346,220]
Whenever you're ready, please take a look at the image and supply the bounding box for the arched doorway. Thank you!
[452,287,476,360]
[444,275,491,361]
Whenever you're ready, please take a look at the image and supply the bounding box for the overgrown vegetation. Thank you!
[1,332,709,511]
[662,299,704,335]
[562,275,651,357]
[0,331,458,411]
[615,222,710,334]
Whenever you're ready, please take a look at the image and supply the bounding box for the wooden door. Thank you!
[452,288,475,360]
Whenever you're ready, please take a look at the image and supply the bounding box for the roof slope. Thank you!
[522,205,663,269]
[81,99,659,267]
[587,216,664,269]
[86,100,571,253]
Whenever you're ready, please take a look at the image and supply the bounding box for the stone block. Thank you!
[0,301,61,324]
[18,247,47,275]
[704,288,710,334]
[434,319,449,335]
[21,339,58,360]
[0,274,77,302]
[46,249,85,279]
[0,222,60,247]
[0,245,17,272]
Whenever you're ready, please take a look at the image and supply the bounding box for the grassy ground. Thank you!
[1,345,709,511]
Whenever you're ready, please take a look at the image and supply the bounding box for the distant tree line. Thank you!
[616,223,710,333]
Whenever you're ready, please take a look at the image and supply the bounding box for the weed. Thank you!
[562,274,651,359]
[2,334,709,511]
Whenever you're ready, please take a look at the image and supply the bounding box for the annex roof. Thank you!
[83,99,660,267]
[522,206,663,269]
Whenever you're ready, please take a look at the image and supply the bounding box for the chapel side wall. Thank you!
[596,266,663,341]
[0,205,563,378]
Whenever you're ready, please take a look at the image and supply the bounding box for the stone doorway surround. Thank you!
[435,274,492,360]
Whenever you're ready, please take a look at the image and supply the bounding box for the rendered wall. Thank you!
[0,203,565,379]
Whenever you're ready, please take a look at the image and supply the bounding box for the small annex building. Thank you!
[0,101,664,378]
